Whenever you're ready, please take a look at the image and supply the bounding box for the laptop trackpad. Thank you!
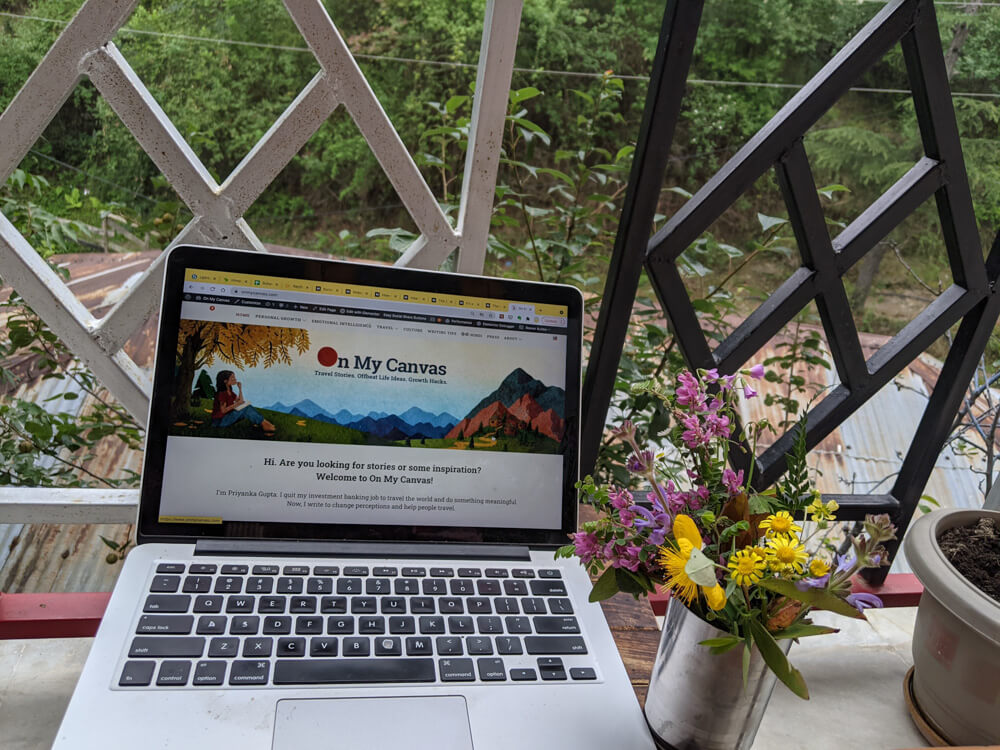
[273,696,474,749]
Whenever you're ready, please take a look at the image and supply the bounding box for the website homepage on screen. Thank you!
[159,268,571,530]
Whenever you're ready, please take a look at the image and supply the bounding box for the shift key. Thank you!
[524,636,587,655]
[128,636,205,658]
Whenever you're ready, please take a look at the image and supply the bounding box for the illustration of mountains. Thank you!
[446,368,565,442]
[264,399,458,439]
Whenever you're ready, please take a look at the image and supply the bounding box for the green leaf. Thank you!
[685,547,718,587]
[700,636,742,655]
[445,95,469,114]
[816,183,850,200]
[589,566,619,602]
[748,619,809,699]
[757,213,788,232]
[666,186,693,199]
[757,578,864,619]
[772,623,839,640]
[742,642,751,689]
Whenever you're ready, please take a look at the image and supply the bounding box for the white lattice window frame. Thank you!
[0,0,523,523]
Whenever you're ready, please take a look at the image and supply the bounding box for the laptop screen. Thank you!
[138,246,582,547]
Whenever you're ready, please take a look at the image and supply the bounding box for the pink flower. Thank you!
[681,415,707,448]
[722,468,744,495]
[572,532,602,565]
[675,371,706,409]
[608,486,633,510]
[748,363,765,379]
[618,508,636,527]
[702,368,719,382]
[704,413,732,439]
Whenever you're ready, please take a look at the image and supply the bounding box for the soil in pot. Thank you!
[937,517,1000,602]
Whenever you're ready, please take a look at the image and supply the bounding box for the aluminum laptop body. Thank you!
[54,245,654,749]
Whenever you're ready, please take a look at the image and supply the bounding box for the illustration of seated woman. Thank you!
[211,370,275,435]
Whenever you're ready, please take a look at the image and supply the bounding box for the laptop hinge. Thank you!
[193,539,532,561]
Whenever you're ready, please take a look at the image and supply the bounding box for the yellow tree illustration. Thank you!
[173,321,310,421]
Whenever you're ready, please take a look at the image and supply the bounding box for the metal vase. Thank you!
[644,598,790,750]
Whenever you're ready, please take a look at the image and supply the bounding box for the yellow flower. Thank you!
[808,558,831,578]
[728,548,767,586]
[658,514,727,611]
[807,496,839,522]
[766,535,808,575]
[758,511,802,537]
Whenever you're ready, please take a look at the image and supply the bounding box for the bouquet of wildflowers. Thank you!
[557,366,897,698]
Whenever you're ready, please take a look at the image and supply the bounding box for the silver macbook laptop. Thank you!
[54,244,653,749]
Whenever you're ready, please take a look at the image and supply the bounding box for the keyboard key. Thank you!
[251,565,279,575]
[307,578,333,595]
[466,636,493,655]
[290,597,317,614]
[193,660,227,685]
[189,564,217,575]
[320,596,347,614]
[525,636,587,655]
[119,660,155,686]
[337,578,362,595]
[196,616,227,635]
[214,577,243,594]
[296,616,324,635]
[477,616,502,635]
[258,596,286,614]
[193,595,223,613]
[503,580,528,596]
[208,637,239,657]
[570,667,597,680]
[484,568,509,578]
[521,598,547,615]
[438,598,464,615]
[418,616,445,634]
[458,568,481,578]
[273,658,435,684]
[226,596,255,613]
[129,637,204,658]
[136,615,193,635]
[358,616,385,635]
[510,668,537,681]
[242,637,273,657]
[309,637,338,657]
[435,636,463,655]
[380,597,407,614]
[512,569,535,578]
[327,616,355,635]
[409,597,435,614]
[466,598,492,614]
[156,563,185,574]
[366,578,391,595]
[422,579,447,595]
[388,616,415,634]
[313,566,340,576]
[343,566,369,576]
[182,576,212,594]
[530,580,568,597]
[496,636,523,655]
[447,616,474,634]
[156,660,191,686]
[538,569,562,579]
[477,657,506,681]
[274,638,306,656]
[401,567,426,577]
[229,660,270,685]
[373,566,398,577]
[221,564,248,575]
[430,567,454,577]
[548,599,574,615]
[144,594,190,613]
[246,577,273,594]
[229,616,260,635]
[505,616,531,634]
[350,597,377,614]
[283,565,310,576]
[262,616,292,635]
[533,616,580,634]
[150,575,180,593]
[405,637,432,656]
[538,657,567,681]
[374,637,402,656]
[277,577,304,595]
[476,580,501,596]
[343,637,370,656]
[450,579,475,596]
[494,598,520,614]
[394,578,419,595]
[439,658,474,681]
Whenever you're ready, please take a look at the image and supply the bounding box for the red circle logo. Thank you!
[317,346,338,367]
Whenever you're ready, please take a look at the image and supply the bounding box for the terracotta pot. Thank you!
[904,508,1000,746]
[644,598,789,750]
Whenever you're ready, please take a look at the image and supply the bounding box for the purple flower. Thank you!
[647,527,667,546]
[835,549,857,575]
[626,449,654,474]
[794,574,830,591]
[608,486,633,510]
[572,532,601,565]
[722,468,744,495]
[748,363,765,379]
[720,374,737,391]
[618,508,636,527]
[610,544,643,572]
[702,368,720,382]
[743,384,757,399]
[610,420,636,444]
[846,592,883,612]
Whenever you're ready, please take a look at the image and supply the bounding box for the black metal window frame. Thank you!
[581,0,1000,584]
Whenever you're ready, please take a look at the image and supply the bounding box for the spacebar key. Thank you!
[273,658,436,684]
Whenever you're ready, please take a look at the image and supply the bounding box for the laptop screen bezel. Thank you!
[136,244,582,548]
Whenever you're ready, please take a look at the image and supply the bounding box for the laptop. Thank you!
[54,244,654,749]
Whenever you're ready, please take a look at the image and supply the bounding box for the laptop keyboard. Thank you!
[116,561,599,689]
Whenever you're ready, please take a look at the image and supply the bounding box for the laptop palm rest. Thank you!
[273,696,473,749]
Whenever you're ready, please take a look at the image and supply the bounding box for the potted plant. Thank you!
[559,367,896,750]
[904,508,1000,746]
